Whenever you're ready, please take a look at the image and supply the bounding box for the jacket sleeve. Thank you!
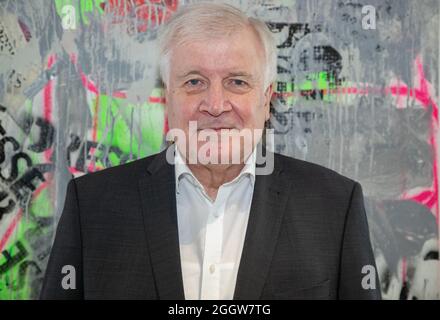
[337,182,382,299]
[40,179,84,299]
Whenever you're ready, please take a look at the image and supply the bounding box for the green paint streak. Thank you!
[0,186,54,300]
[0,100,56,300]
[54,0,105,26]
[90,92,165,166]
[275,71,340,105]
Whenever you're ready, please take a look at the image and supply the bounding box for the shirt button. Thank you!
[209,264,216,274]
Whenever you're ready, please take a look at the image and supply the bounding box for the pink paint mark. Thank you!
[112,91,126,99]
[69,165,104,175]
[33,181,50,198]
[149,96,166,104]
[0,209,23,252]
[408,190,432,203]
[430,134,439,224]
[396,79,405,109]
[43,55,56,163]
[397,56,439,224]
[44,55,55,121]
[388,57,438,120]
[79,72,99,95]
[68,166,81,175]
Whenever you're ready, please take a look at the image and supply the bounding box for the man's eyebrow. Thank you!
[177,71,204,79]
[177,71,255,79]
[226,72,254,79]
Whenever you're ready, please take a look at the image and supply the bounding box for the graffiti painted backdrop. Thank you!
[0,0,438,299]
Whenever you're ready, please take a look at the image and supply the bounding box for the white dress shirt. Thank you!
[174,146,256,300]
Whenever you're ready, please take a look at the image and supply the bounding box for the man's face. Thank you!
[164,26,273,165]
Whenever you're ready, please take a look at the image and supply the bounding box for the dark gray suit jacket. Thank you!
[40,148,381,299]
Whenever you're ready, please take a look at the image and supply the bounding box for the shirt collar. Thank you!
[174,144,257,193]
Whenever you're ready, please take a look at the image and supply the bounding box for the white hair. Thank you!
[157,2,277,89]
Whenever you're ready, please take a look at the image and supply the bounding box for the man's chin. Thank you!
[194,146,249,166]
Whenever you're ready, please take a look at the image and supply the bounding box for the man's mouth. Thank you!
[213,127,233,131]
[198,127,234,131]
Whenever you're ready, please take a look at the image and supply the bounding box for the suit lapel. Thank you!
[233,153,292,299]
[138,147,185,299]
[138,147,291,300]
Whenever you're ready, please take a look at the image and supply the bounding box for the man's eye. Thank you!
[186,79,202,86]
[232,79,246,86]
[229,79,248,88]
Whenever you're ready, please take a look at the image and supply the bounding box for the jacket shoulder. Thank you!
[72,150,163,190]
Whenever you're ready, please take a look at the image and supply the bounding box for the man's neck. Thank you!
[187,163,245,201]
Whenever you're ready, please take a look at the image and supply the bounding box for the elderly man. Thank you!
[40,3,381,300]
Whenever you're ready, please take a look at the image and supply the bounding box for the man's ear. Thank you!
[264,83,274,121]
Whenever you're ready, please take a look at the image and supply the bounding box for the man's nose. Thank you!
[199,83,231,116]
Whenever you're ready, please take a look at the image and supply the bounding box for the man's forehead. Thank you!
[170,27,264,70]
[174,24,261,50]
[170,48,263,80]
